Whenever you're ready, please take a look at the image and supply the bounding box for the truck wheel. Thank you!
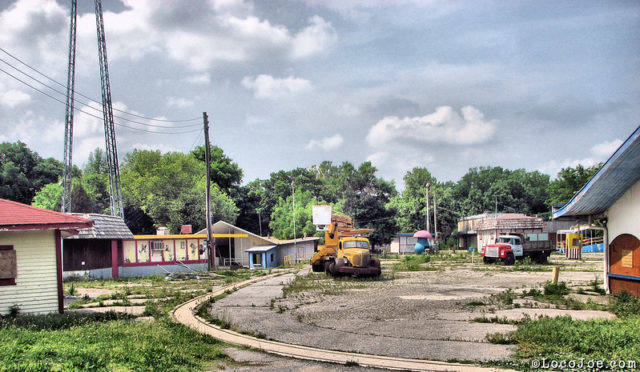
[537,252,548,264]
[504,253,515,266]
[312,263,323,272]
[483,256,494,264]
[324,261,332,275]
[329,262,339,278]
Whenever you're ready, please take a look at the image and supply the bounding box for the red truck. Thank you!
[481,233,554,265]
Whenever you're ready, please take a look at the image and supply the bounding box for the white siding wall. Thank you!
[607,178,640,241]
[278,241,314,264]
[0,230,59,315]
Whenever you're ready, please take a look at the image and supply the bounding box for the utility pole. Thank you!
[433,192,438,240]
[61,0,77,213]
[203,112,214,271]
[257,210,262,236]
[291,180,297,263]
[425,183,431,233]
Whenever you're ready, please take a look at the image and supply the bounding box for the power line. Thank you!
[0,57,201,129]
[0,46,201,125]
[0,66,201,135]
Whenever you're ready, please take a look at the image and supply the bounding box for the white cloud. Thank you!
[242,74,312,100]
[0,89,31,107]
[337,103,361,117]
[1,110,64,146]
[305,134,344,151]
[366,106,496,146]
[591,139,622,158]
[537,138,623,178]
[0,0,68,78]
[291,16,337,59]
[183,73,211,85]
[366,147,435,184]
[0,0,337,74]
[167,97,195,108]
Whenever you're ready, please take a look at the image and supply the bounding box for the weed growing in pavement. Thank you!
[392,254,442,272]
[489,289,516,306]
[465,301,486,307]
[543,281,569,296]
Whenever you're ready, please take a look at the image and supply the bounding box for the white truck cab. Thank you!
[482,234,523,265]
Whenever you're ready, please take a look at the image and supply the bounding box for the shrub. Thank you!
[543,281,569,296]
[610,291,640,318]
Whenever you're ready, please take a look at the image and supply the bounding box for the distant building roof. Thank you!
[0,199,93,231]
[553,125,640,219]
[268,236,320,244]
[245,245,277,253]
[64,213,133,240]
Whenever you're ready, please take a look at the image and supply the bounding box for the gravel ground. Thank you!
[209,253,612,368]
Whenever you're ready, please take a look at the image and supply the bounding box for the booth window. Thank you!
[0,246,17,286]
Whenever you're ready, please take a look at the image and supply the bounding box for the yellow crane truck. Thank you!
[310,207,381,278]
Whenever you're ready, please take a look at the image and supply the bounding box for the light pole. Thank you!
[425,182,431,233]
[291,180,297,263]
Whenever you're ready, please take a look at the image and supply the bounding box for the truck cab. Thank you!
[338,237,372,268]
[482,234,523,265]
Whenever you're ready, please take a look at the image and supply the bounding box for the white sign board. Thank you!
[312,205,332,229]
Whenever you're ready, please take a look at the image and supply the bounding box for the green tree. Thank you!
[191,145,243,194]
[339,162,398,247]
[454,166,550,216]
[0,141,62,204]
[32,179,95,212]
[82,148,110,213]
[120,149,239,233]
[547,164,601,206]
[389,167,437,232]
[269,189,320,240]
[32,183,62,210]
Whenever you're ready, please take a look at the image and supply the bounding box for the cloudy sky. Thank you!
[1,0,638,188]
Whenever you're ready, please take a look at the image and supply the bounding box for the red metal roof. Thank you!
[0,199,93,231]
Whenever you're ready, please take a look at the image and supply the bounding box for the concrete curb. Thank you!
[170,272,516,372]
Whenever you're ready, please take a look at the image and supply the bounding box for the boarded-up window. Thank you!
[123,241,136,264]
[176,240,187,261]
[0,245,17,286]
[621,249,633,268]
[137,242,149,263]
[188,241,198,260]
[150,241,163,262]
[164,240,174,262]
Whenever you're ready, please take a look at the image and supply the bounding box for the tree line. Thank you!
[0,141,601,247]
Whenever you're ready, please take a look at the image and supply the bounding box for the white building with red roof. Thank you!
[0,198,92,315]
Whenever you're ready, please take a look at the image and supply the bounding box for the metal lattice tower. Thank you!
[95,0,124,218]
[62,0,124,217]
[61,0,77,213]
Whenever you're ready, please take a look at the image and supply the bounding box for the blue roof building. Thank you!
[553,125,640,296]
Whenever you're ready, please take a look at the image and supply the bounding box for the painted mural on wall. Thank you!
[122,237,207,265]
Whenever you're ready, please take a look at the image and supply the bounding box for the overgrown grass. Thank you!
[486,292,640,367]
[0,316,227,371]
[282,273,370,297]
[0,311,133,330]
[392,254,441,272]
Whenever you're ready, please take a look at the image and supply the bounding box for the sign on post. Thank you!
[312,205,332,231]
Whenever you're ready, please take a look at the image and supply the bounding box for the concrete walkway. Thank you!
[170,273,515,372]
